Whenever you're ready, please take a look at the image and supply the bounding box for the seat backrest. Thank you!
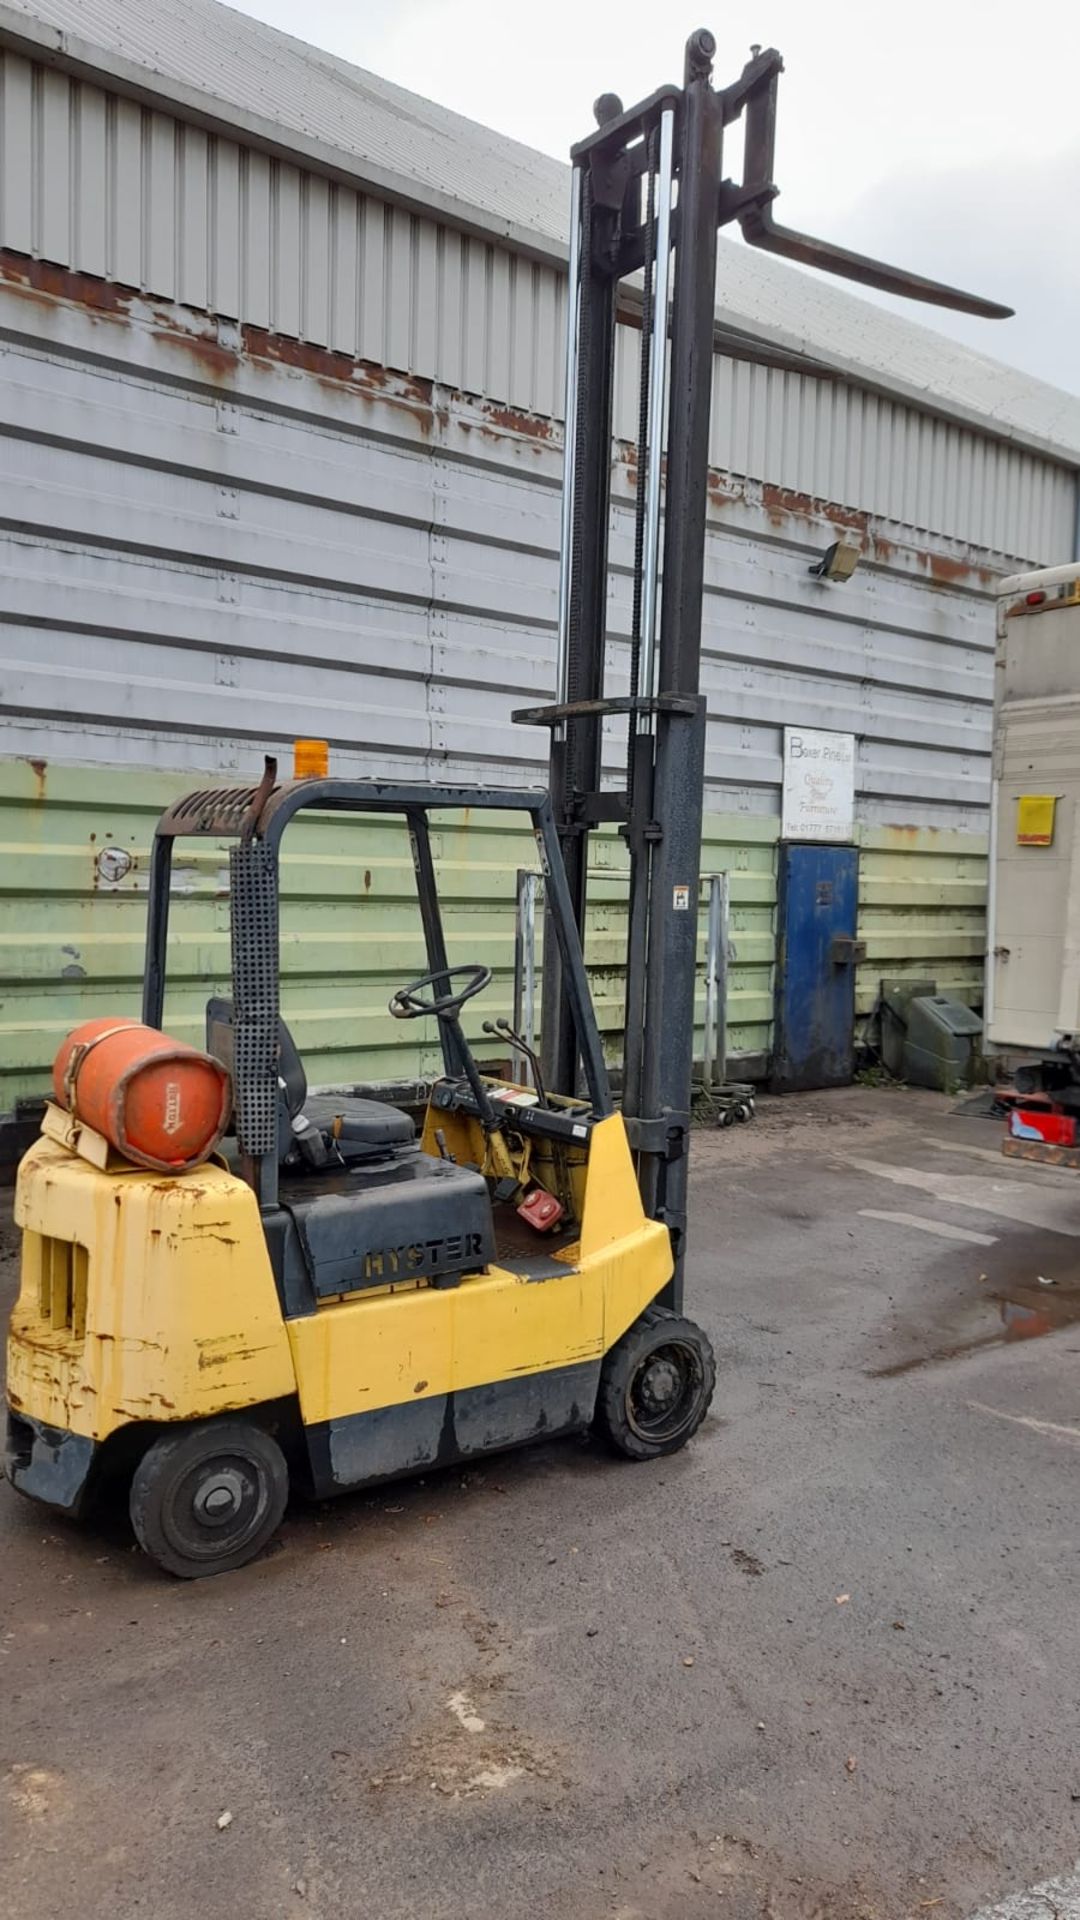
[205,995,308,1121]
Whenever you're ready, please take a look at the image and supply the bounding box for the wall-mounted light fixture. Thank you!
[809,539,861,583]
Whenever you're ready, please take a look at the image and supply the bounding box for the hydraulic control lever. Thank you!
[482,1018,549,1109]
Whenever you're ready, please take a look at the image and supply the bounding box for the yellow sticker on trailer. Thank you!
[1017,795,1056,846]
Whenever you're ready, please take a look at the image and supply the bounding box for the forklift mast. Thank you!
[515,30,1010,1302]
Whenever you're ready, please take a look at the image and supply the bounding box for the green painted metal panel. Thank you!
[1,761,991,1113]
[856,826,988,1015]
[0,759,779,1112]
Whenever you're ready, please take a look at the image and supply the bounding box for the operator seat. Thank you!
[205,997,414,1166]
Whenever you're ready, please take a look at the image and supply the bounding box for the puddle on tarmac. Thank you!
[997,1279,1080,1340]
[871,1248,1080,1377]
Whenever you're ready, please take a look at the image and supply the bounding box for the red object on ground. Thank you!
[994,1085,1055,1113]
[516,1187,566,1234]
[1008,1107,1077,1147]
[52,1017,231,1172]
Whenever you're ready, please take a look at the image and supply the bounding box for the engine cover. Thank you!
[287,1151,495,1298]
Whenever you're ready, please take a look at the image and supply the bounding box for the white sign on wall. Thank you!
[781,727,856,842]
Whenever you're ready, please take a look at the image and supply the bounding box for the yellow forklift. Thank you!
[4,33,1008,1575]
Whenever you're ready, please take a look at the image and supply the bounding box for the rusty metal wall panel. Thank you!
[0,50,578,403]
[0,268,1011,1116]
[617,327,1075,564]
[4,3,1080,472]
[0,48,1075,563]
[0,266,1013,837]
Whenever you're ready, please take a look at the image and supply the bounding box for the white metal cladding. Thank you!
[0,49,569,418]
[0,47,1076,561]
[6,0,1080,472]
[0,0,576,249]
[0,277,1009,836]
[614,333,1075,566]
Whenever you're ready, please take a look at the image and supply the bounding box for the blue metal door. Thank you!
[772,843,860,1091]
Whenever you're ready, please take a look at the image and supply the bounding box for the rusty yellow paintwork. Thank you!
[419,1087,591,1221]
[285,1115,671,1427]
[9,1111,671,1442]
[9,1136,295,1439]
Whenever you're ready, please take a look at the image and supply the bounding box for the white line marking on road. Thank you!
[964,1859,1080,1917]
[929,1138,1080,1182]
[968,1403,1080,1447]
[926,1138,1007,1165]
[858,1208,998,1246]
[841,1156,1080,1238]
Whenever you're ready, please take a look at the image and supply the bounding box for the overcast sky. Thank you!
[230,0,1080,395]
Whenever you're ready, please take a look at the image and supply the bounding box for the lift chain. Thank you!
[565,167,594,807]
[628,122,659,742]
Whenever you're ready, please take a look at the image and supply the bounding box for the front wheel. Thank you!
[129,1418,289,1579]
[595,1306,716,1461]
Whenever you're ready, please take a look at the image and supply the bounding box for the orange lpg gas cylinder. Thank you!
[52,1018,231,1173]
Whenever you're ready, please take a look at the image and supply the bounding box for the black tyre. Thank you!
[596,1306,716,1461]
[129,1418,289,1579]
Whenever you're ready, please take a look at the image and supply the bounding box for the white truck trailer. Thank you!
[988,562,1080,1121]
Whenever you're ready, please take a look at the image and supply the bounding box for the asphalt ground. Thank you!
[2,1085,1079,1920]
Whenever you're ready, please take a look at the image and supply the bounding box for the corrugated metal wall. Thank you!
[857,828,988,1017]
[0,46,1067,1116]
[620,341,1074,565]
[0,270,1029,831]
[0,267,998,1106]
[0,754,985,1113]
[0,759,781,1108]
[1,48,1075,560]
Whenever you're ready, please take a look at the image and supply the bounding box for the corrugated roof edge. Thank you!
[0,6,567,259]
[3,0,1079,472]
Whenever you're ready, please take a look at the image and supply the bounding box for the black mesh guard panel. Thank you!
[230,841,280,1159]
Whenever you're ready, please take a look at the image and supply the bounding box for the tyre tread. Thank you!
[129,1417,288,1580]
[596,1306,716,1461]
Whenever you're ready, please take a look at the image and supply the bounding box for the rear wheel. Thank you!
[596,1306,716,1461]
[129,1418,289,1579]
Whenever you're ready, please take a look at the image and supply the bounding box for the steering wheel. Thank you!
[388,964,492,1022]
